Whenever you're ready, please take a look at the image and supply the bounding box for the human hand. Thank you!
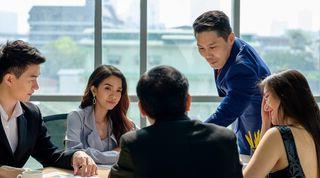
[113,147,121,152]
[0,165,25,178]
[72,151,97,177]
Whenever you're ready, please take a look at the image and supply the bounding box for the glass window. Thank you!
[101,0,140,95]
[106,55,122,65]
[148,55,162,66]
[147,0,231,95]
[240,0,320,95]
[189,102,219,122]
[35,101,79,116]
[0,0,95,95]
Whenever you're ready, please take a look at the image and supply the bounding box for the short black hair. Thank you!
[0,40,45,83]
[136,65,189,120]
[193,10,232,41]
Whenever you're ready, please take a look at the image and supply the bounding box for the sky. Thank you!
[0,0,319,36]
[0,0,85,33]
[240,0,320,36]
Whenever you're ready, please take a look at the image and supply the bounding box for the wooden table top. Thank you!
[42,166,110,178]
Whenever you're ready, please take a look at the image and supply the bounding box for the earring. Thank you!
[93,95,96,104]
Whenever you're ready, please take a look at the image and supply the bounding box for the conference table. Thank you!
[42,165,110,178]
[41,154,249,177]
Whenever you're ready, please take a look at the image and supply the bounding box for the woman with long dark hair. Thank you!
[244,69,320,178]
[65,65,136,165]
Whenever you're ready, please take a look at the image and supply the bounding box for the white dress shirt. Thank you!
[0,102,23,153]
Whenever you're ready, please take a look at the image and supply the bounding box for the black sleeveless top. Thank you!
[267,126,306,178]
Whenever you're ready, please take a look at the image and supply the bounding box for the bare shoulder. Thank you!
[243,127,285,177]
[264,127,282,139]
[259,127,284,152]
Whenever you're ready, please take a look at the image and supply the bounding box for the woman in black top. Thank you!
[243,69,320,178]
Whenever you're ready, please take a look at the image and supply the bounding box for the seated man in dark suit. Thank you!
[109,65,243,178]
[0,40,97,177]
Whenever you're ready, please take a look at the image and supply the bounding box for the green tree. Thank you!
[41,36,88,78]
[263,49,314,72]
[285,29,311,51]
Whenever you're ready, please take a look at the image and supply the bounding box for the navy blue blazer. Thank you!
[205,38,270,155]
[0,102,75,168]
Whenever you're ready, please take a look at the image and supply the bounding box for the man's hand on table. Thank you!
[0,165,25,178]
[72,151,98,177]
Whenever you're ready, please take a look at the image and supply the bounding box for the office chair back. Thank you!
[43,113,68,149]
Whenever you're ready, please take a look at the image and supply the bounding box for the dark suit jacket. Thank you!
[0,102,75,168]
[109,115,243,178]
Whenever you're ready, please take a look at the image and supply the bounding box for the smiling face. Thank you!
[91,75,123,111]
[6,64,40,102]
[263,85,282,125]
[196,31,234,69]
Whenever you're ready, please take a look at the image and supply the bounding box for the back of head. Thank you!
[136,65,189,120]
[0,40,45,83]
[192,10,232,41]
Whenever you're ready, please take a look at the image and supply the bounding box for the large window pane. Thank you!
[0,0,94,95]
[101,0,140,95]
[189,102,219,122]
[147,0,231,95]
[240,0,320,95]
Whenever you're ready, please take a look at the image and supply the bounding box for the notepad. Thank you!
[44,172,99,178]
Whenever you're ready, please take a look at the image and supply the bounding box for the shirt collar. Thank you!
[0,102,23,121]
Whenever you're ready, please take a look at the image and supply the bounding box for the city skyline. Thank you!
[0,0,319,36]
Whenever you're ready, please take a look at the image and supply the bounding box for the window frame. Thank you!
[30,0,320,127]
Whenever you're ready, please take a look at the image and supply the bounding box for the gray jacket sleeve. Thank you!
[65,110,119,165]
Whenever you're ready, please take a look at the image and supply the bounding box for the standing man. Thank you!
[193,10,270,155]
[0,40,97,177]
